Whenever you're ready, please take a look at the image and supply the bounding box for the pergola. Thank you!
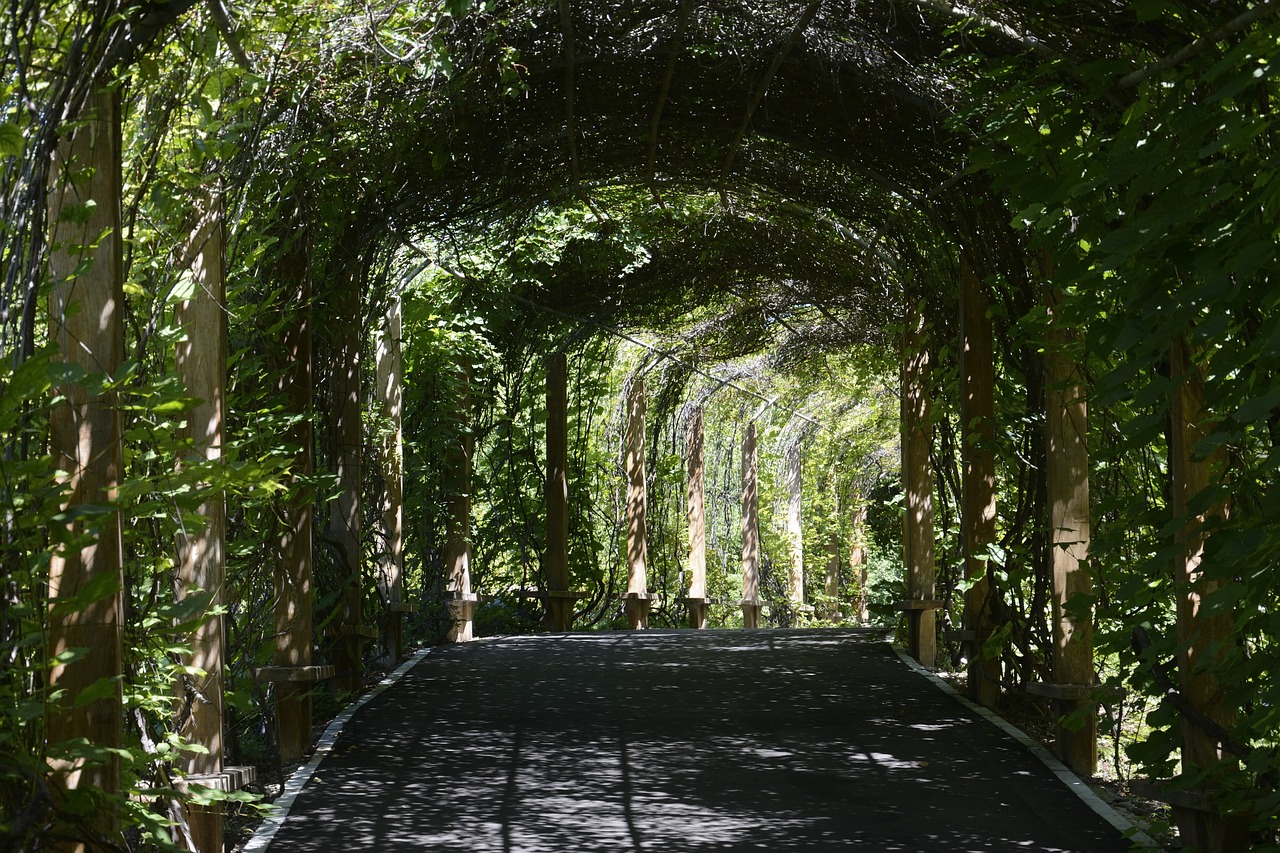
[7,1,1272,851]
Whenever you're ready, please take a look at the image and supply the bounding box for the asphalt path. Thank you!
[257,629,1143,852]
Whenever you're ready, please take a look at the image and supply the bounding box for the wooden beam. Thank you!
[824,533,841,620]
[330,265,364,690]
[902,301,936,666]
[375,296,406,660]
[784,443,805,607]
[850,501,869,624]
[1044,278,1096,774]
[685,407,709,628]
[741,422,762,629]
[273,229,317,765]
[545,353,573,631]
[624,377,651,629]
[445,363,475,642]
[173,194,228,852]
[1169,333,1241,852]
[960,257,999,708]
[45,84,126,844]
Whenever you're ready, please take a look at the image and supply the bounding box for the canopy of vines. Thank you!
[1,0,1278,850]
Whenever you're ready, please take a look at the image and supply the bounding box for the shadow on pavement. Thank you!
[263,629,1137,852]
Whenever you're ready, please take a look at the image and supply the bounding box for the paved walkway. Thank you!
[254,629,1143,852]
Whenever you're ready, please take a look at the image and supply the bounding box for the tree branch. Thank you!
[1118,0,1280,89]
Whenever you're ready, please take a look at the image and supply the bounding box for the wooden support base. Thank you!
[517,589,587,632]
[330,624,378,694]
[174,765,256,794]
[1131,779,1252,853]
[1025,682,1125,776]
[620,592,657,630]
[740,599,763,629]
[544,590,585,632]
[893,599,943,666]
[255,665,337,684]
[173,765,254,853]
[257,665,336,765]
[445,592,480,643]
[675,596,721,629]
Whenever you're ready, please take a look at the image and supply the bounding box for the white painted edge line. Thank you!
[242,648,433,852]
[890,644,1160,851]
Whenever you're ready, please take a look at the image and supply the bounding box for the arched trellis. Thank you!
[5,2,1275,852]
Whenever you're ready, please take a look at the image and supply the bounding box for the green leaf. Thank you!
[73,676,120,709]
[1233,385,1280,423]
[0,122,23,157]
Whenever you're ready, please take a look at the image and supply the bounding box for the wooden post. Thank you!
[375,296,408,661]
[784,443,805,607]
[1169,333,1242,852]
[1041,280,1097,774]
[272,231,320,765]
[545,353,575,632]
[445,363,477,641]
[330,269,366,691]
[850,500,869,625]
[741,423,763,629]
[173,197,228,852]
[960,258,1000,708]
[901,301,937,666]
[683,407,710,629]
[824,533,841,619]
[623,377,653,628]
[46,83,126,845]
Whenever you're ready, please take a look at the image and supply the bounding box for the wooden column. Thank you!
[270,232,326,765]
[445,363,477,641]
[900,302,938,666]
[960,258,1000,708]
[1038,281,1098,774]
[330,269,367,691]
[851,501,869,625]
[173,198,228,852]
[682,407,710,629]
[544,353,576,632]
[824,533,841,619]
[784,444,805,607]
[1169,333,1242,852]
[740,423,763,629]
[375,296,408,661]
[622,377,654,628]
[46,83,126,845]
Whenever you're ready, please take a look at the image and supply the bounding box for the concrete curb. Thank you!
[243,647,433,852]
[891,644,1160,851]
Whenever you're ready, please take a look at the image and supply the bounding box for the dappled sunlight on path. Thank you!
[259,630,1136,852]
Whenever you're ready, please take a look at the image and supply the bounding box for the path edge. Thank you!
[890,644,1161,851]
[242,647,434,852]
